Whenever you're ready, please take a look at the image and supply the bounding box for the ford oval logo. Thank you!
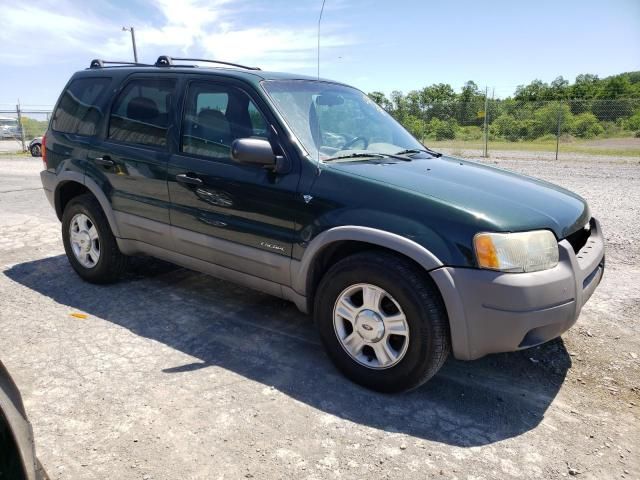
[362,324,373,331]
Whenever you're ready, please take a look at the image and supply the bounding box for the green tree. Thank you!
[570,74,600,99]
[368,91,392,111]
[20,117,48,138]
[390,90,408,119]
[457,80,484,126]
[515,79,551,102]
[427,118,457,140]
[405,90,423,118]
[625,110,640,131]
[491,113,520,141]
[571,112,604,138]
[533,102,573,136]
[550,76,569,99]
[419,84,456,121]
[598,76,633,99]
[403,115,427,140]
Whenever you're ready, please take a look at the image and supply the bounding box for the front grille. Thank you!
[565,219,592,254]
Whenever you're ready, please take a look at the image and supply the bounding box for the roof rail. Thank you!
[155,55,261,71]
[89,59,151,69]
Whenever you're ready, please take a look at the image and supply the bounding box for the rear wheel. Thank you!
[61,193,127,283]
[314,251,450,392]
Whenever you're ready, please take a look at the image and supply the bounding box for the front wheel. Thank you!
[314,251,450,392]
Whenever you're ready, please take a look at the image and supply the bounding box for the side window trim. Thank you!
[178,79,272,164]
[105,74,178,151]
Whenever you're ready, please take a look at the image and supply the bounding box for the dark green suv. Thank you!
[40,56,605,392]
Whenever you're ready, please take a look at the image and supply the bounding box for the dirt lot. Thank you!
[0,154,638,479]
[0,139,25,153]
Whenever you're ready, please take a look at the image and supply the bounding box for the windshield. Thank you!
[262,80,424,161]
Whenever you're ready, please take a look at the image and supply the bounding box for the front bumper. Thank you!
[431,218,605,360]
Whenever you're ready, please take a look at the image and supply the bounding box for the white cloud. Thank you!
[0,0,353,71]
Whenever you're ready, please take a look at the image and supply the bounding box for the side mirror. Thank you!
[231,138,275,166]
[231,138,289,173]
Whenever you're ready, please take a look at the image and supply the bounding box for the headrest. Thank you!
[127,97,160,122]
[197,109,229,131]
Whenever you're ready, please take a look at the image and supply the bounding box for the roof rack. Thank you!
[89,59,151,69]
[155,55,261,71]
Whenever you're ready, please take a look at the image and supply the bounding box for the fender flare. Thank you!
[291,226,469,359]
[290,226,444,296]
[53,171,121,238]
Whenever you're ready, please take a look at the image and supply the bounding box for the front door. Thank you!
[167,79,300,286]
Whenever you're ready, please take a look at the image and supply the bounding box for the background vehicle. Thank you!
[0,361,46,480]
[39,56,605,392]
[28,137,43,157]
[0,117,20,139]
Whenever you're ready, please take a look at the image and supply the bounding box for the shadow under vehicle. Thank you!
[5,255,572,447]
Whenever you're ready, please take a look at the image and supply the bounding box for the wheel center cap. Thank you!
[355,309,385,342]
[78,231,91,251]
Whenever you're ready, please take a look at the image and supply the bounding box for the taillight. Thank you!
[41,133,47,169]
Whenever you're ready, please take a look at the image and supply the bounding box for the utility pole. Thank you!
[16,101,26,153]
[555,100,563,161]
[122,26,138,63]
[483,86,489,157]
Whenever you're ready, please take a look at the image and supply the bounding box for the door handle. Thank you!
[176,173,203,186]
[94,156,115,167]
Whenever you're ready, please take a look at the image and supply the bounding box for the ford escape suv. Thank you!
[40,56,605,392]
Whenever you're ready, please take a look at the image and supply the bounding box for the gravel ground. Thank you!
[0,154,638,480]
[0,139,25,153]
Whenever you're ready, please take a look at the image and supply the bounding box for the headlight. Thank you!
[474,230,559,273]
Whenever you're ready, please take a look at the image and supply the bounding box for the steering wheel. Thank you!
[341,136,369,150]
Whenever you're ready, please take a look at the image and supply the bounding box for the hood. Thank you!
[327,156,590,239]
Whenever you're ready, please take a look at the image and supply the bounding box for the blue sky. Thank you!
[0,0,638,107]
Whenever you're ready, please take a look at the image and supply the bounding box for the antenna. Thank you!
[317,0,326,80]
[316,0,327,174]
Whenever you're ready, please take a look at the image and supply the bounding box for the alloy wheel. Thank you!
[333,283,410,369]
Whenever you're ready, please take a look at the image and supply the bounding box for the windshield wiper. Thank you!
[394,147,442,158]
[324,152,411,162]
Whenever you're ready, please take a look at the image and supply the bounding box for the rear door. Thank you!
[167,77,300,285]
[87,74,178,249]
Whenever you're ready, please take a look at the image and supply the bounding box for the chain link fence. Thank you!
[2,99,639,160]
[387,98,640,160]
[0,105,52,154]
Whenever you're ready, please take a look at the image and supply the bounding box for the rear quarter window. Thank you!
[52,77,110,136]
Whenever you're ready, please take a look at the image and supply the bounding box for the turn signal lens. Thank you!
[474,230,559,273]
[474,234,500,269]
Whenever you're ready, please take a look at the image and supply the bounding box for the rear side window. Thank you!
[52,78,110,135]
[108,78,176,147]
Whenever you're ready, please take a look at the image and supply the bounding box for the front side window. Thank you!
[181,82,268,160]
[262,80,424,160]
[108,78,176,147]
[52,77,110,136]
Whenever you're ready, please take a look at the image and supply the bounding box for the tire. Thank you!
[314,251,450,393]
[30,144,41,157]
[61,193,128,283]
